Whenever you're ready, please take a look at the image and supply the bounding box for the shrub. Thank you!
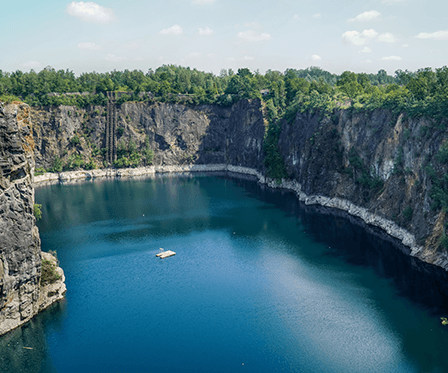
[439,233,448,250]
[34,203,42,221]
[85,159,96,170]
[437,142,448,164]
[41,256,61,285]
[51,156,63,172]
[70,135,80,145]
[0,94,22,104]
[402,206,413,221]
[35,167,46,176]
[263,122,288,180]
[145,148,154,165]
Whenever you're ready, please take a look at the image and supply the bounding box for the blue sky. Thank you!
[3,0,448,76]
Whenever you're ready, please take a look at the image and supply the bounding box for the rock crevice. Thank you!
[0,103,65,336]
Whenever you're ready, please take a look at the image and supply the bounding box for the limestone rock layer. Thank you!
[30,100,448,271]
[0,102,65,336]
[2,97,448,334]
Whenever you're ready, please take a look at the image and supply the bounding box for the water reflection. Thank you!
[230,175,448,312]
[2,173,448,372]
[0,301,66,373]
[230,176,448,372]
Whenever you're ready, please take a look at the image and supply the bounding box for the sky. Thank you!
[3,0,448,76]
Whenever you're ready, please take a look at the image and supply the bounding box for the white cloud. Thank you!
[237,30,272,42]
[378,32,397,43]
[198,27,213,36]
[402,44,409,47]
[159,24,183,35]
[105,53,126,62]
[243,56,254,61]
[360,46,372,53]
[381,55,402,61]
[342,29,378,45]
[313,13,321,19]
[416,30,448,40]
[348,10,380,22]
[66,1,114,23]
[311,54,322,61]
[192,0,214,4]
[21,61,43,70]
[362,29,379,38]
[293,15,299,20]
[77,42,101,50]
[362,59,373,63]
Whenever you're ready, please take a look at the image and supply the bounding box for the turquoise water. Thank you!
[1,174,448,372]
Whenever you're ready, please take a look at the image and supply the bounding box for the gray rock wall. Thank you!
[30,101,448,272]
[279,108,448,269]
[5,98,448,337]
[0,102,65,336]
[30,100,264,171]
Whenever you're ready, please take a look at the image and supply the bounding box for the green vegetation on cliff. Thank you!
[41,251,61,285]
[4,65,448,233]
[0,65,395,109]
[1,65,446,120]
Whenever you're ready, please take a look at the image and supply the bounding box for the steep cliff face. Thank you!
[279,109,448,268]
[3,98,447,334]
[29,100,448,273]
[0,102,65,336]
[30,99,264,171]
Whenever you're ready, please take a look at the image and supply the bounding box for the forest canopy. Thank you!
[1,65,448,119]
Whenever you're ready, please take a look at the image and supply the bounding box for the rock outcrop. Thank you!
[30,100,448,272]
[30,100,264,171]
[3,97,448,333]
[279,109,448,269]
[0,102,65,336]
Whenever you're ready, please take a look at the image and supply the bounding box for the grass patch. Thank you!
[41,251,61,285]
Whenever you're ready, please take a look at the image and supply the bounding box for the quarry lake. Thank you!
[2,173,448,372]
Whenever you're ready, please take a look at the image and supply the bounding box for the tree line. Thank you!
[0,65,400,108]
[2,64,448,124]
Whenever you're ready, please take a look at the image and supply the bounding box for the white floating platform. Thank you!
[156,250,176,259]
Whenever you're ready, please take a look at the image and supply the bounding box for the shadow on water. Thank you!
[37,172,448,312]
[9,172,448,372]
[228,175,448,373]
[0,301,66,373]
[228,175,448,311]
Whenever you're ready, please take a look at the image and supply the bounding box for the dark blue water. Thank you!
[1,174,448,372]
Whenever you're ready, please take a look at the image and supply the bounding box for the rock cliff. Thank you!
[279,109,448,269]
[0,102,65,336]
[29,100,448,272]
[30,100,448,272]
[30,99,264,171]
[3,97,448,333]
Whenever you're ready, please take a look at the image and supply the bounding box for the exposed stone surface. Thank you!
[38,252,66,312]
[4,98,448,334]
[30,100,264,170]
[279,109,448,270]
[0,102,65,336]
[31,101,448,272]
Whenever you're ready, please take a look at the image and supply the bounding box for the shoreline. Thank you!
[34,163,448,272]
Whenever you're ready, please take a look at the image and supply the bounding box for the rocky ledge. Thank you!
[0,102,66,336]
[34,163,446,271]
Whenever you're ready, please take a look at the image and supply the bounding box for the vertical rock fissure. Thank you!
[106,92,117,164]
[0,103,65,336]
